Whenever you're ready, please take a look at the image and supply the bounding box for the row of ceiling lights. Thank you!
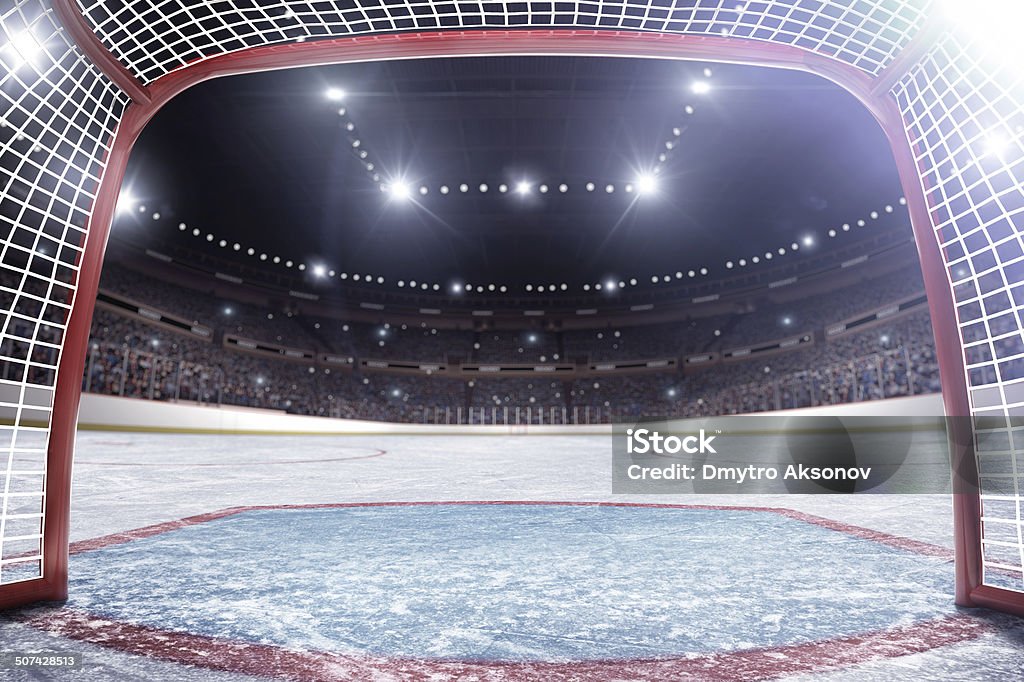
[721,198,905,270]
[113,193,903,296]
[326,72,713,200]
[115,76,715,293]
[115,69,903,295]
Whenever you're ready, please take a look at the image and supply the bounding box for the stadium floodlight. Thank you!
[312,264,327,278]
[691,80,711,95]
[388,181,411,200]
[325,87,345,101]
[983,132,1010,158]
[516,181,531,195]
[451,282,463,294]
[636,173,658,195]
[802,235,815,247]
[9,29,44,68]
[604,279,617,291]
[115,191,136,215]
[941,0,1024,61]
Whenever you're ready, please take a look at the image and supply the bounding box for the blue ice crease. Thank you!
[66,504,956,661]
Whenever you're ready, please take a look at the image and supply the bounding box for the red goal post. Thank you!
[0,0,1021,615]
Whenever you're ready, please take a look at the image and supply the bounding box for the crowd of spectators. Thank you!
[563,314,734,361]
[98,263,222,326]
[92,263,930,363]
[720,270,925,347]
[577,309,940,420]
[71,261,946,423]
[83,302,940,423]
[308,319,475,362]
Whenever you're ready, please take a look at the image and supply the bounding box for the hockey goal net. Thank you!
[0,0,1021,616]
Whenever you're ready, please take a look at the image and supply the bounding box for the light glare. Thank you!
[388,181,411,200]
[636,174,658,195]
[941,0,1024,61]
[10,30,44,67]
[116,191,136,216]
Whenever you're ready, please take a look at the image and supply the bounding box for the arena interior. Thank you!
[1,1,1023,680]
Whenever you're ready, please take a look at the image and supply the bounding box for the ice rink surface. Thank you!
[2,431,1023,680]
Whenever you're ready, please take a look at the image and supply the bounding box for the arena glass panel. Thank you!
[1,0,1022,616]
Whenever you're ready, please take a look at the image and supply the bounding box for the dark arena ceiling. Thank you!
[112,55,911,294]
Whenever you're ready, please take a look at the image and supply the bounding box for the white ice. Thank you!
[0,431,1021,681]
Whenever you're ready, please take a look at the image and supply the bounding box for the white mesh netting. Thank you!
[893,26,1024,593]
[75,0,930,84]
[0,0,129,585]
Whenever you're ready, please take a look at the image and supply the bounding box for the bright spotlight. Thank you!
[983,132,1010,158]
[325,87,346,101]
[312,264,327,278]
[636,174,658,195]
[388,181,411,200]
[9,30,44,68]
[941,0,1024,61]
[516,181,531,195]
[691,80,711,95]
[802,235,815,247]
[451,282,463,294]
[115,191,136,216]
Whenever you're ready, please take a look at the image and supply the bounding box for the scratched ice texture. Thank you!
[65,505,954,661]
[1,431,1022,680]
